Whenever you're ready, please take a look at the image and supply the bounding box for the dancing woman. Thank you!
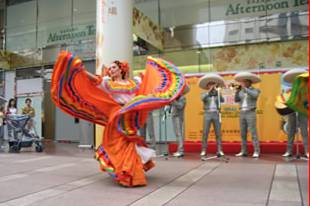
[51,51,186,187]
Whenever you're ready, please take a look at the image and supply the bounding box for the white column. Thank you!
[95,0,133,147]
[96,0,133,74]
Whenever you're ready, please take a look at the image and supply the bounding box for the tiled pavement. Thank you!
[0,142,308,206]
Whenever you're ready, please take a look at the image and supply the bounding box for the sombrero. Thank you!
[282,68,307,83]
[234,72,261,84]
[198,73,225,89]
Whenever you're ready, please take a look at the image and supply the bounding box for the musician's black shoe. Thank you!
[217,151,225,157]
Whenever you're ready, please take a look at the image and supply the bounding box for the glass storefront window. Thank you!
[6,0,97,52]
[73,0,96,26]
[3,0,309,73]
[160,0,209,27]
[6,0,33,6]
[6,1,36,51]
[0,7,4,50]
[240,18,258,43]
[264,11,309,41]
[161,0,309,50]
[134,0,159,24]
[37,0,72,48]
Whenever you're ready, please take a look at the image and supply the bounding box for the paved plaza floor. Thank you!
[0,142,308,206]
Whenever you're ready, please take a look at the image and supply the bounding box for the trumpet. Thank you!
[228,82,242,91]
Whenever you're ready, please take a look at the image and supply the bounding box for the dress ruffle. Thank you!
[51,51,186,186]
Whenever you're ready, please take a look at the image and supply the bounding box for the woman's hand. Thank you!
[86,72,102,85]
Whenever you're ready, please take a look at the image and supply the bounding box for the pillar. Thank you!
[95,0,133,147]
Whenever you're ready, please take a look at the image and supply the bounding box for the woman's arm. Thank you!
[86,72,100,83]
[86,63,110,85]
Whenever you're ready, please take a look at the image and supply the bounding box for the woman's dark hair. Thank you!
[7,98,17,111]
[113,60,122,69]
[113,60,129,80]
[25,98,32,103]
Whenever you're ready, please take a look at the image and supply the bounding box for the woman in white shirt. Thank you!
[0,106,5,149]
[6,98,17,139]
[6,98,17,115]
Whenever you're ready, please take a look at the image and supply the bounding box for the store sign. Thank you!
[226,0,308,16]
[211,0,308,21]
[46,24,96,45]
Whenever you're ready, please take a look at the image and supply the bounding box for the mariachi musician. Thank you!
[234,72,261,158]
[276,68,308,158]
[198,74,225,158]
[139,112,156,149]
[170,86,189,158]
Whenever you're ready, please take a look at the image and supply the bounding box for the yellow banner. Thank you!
[185,72,287,142]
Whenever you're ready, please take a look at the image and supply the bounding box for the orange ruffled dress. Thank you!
[51,51,186,187]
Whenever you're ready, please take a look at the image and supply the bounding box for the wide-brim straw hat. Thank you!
[198,73,225,89]
[234,72,261,84]
[282,68,307,83]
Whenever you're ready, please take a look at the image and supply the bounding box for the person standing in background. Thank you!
[22,98,36,134]
[0,106,5,150]
[6,98,17,115]
[6,98,17,139]
[22,98,35,118]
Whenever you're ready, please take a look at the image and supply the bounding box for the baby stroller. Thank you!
[6,114,44,153]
